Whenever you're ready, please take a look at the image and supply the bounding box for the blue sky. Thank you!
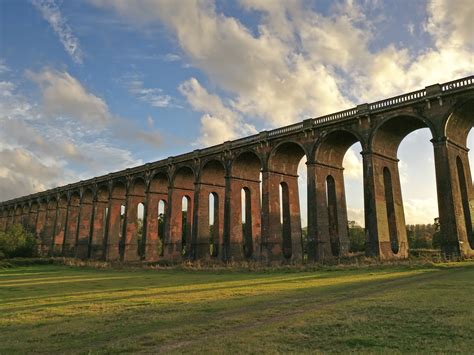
[0,0,472,226]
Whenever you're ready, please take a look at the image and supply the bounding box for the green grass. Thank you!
[1,262,473,353]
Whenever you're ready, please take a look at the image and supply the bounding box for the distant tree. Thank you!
[348,221,365,252]
[0,224,37,259]
[432,217,443,249]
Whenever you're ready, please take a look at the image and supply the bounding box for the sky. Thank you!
[0,0,473,227]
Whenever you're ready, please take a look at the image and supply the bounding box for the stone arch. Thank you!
[443,99,474,147]
[268,141,308,175]
[313,128,363,167]
[370,114,436,159]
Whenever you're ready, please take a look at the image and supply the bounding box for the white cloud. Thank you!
[0,64,157,202]
[179,77,257,146]
[342,146,363,180]
[28,69,110,126]
[403,198,439,225]
[127,79,174,108]
[162,53,181,62]
[31,0,84,64]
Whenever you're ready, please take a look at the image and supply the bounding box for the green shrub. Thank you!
[0,224,37,259]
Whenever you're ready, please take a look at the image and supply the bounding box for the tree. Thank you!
[0,224,37,259]
[348,221,365,252]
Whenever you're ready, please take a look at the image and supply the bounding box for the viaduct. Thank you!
[0,76,473,262]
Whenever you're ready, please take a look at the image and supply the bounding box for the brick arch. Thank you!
[444,99,474,147]
[172,165,195,189]
[200,159,225,186]
[149,171,169,193]
[96,184,109,202]
[130,176,146,197]
[232,150,262,181]
[313,128,363,167]
[58,194,68,208]
[370,114,436,158]
[268,141,308,175]
[69,191,81,206]
[81,188,94,204]
[111,180,127,199]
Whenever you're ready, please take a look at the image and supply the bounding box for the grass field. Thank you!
[1,261,473,353]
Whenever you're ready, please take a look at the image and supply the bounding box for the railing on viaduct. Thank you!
[1,75,473,262]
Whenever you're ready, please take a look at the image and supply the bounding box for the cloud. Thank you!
[28,69,110,126]
[127,79,174,108]
[31,0,84,64]
[179,77,257,146]
[343,147,363,180]
[162,53,181,62]
[0,64,156,202]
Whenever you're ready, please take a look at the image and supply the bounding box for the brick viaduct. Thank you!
[1,76,473,262]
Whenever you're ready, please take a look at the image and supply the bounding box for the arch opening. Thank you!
[158,200,166,256]
[241,187,253,258]
[457,157,474,249]
[209,192,219,257]
[181,196,191,255]
[373,116,439,255]
[137,202,145,256]
[315,130,363,257]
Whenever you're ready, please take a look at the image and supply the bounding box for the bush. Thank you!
[0,224,37,259]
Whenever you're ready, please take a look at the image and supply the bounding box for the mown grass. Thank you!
[1,261,473,353]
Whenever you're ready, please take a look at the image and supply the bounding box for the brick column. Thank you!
[363,152,408,259]
[123,195,143,261]
[89,200,108,259]
[28,208,38,235]
[35,204,47,254]
[192,183,225,261]
[42,203,57,255]
[0,211,7,232]
[144,192,167,261]
[433,139,474,257]
[52,204,67,256]
[106,197,124,261]
[261,171,302,262]
[63,203,79,256]
[164,188,192,261]
[226,177,261,261]
[309,163,350,260]
[76,201,93,259]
